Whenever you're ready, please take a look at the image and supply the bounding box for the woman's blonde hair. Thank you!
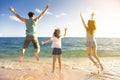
[53,28,60,38]
[87,20,96,35]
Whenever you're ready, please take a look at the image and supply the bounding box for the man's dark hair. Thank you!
[28,12,35,18]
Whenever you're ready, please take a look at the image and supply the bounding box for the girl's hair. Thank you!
[53,28,60,38]
[87,20,96,35]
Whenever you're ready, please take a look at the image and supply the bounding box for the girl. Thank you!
[41,28,67,73]
[80,12,103,71]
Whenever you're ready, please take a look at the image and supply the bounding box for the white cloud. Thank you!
[47,11,53,15]
[55,13,67,18]
[9,15,21,22]
[1,13,5,16]
[35,8,42,13]
[35,8,67,18]
[35,8,53,15]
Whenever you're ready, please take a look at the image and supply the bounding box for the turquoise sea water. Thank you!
[0,37,120,58]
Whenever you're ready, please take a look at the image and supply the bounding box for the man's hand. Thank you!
[9,7,15,12]
[46,4,49,9]
[80,12,82,17]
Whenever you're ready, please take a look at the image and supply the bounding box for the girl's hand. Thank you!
[41,41,44,45]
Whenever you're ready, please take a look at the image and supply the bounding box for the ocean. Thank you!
[0,37,120,58]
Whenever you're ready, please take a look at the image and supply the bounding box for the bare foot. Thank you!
[19,56,23,63]
[52,70,54,73]
[99,63,103,71]
[34,53,40,61]
[91,71,99,75]
[59,70,62,73]
[94,62,99,69]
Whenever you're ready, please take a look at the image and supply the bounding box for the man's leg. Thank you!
[19,35,30,63]
[19,48,26,63]
[34,48,40,61]
[33,36,40,61]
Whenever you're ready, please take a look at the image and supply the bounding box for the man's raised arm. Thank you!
[9,7,26,23]
[34,5,49,22]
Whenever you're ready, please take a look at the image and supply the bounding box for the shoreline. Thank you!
[0,50,120,59]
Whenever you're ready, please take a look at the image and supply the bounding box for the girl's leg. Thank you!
[92,47,103,71]
[19,48,26,63]
[58,54,62,73]
[52,55,56,73]
[87,47,99,68]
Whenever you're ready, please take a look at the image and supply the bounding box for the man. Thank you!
[9,5,49,63]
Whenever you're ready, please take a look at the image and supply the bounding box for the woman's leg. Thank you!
[87,47,99,68]
[92,47,103,71]
[58,54,62,73]
[52,55,56,73]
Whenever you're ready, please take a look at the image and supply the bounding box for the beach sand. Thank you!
[0,57,120,80]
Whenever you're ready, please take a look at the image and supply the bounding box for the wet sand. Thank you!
[0,57,120,80]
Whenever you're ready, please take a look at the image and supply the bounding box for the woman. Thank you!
[80,12,103,71]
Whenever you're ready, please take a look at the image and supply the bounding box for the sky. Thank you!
[0,0,120,38]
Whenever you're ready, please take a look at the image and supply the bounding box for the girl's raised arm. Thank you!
[80,13,88,31]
